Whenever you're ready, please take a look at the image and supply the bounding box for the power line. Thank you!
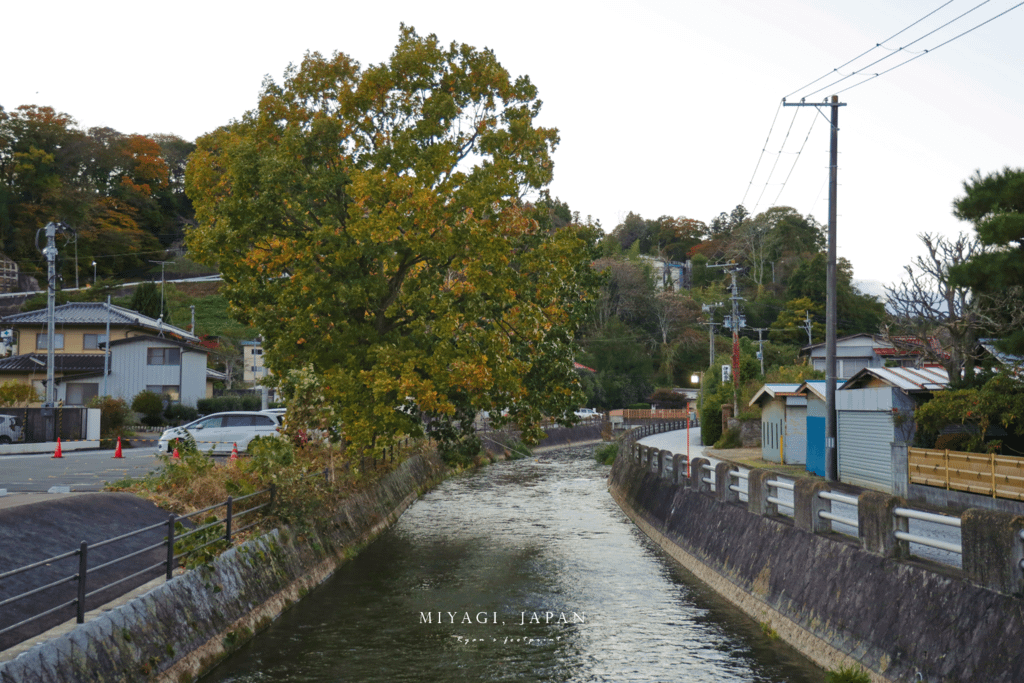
[772,111,818,207]
[783,0,958,100]
[752,107,803,213]
[797,0,1006,101]
[835,0,1024,96]
[740,100,783,208]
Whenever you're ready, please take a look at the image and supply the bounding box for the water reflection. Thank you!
[202,447,824,682]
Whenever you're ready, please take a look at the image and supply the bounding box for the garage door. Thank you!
[838,411,894,492]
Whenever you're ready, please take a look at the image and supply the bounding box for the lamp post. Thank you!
[91,261,97,286]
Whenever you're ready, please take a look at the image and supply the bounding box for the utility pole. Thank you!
[784,95,845,481]
[701,303,723,368]
[804,310,813,346]
[709,262,745,415]
[38,222,68,441]
[150,260,174,319]
[752,327,769,376]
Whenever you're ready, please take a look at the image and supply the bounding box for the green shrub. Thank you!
[197,394,263,415]
[626,403,651,410]
[505,439,532,460]
[594,443,618,465]
[164,404,199,424]
[89,395,133,439]
[825,664,871,683]
[131,390,165,427]
[714,426,742,450]
[243,436,296,478]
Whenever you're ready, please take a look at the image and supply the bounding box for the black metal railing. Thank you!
[0,483,278,645]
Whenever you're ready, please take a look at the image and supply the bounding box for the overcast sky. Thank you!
[4,0,1022,293]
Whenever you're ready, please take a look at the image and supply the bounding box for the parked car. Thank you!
[0,414,22,443]
[157,411,283,455]
[574,408,600,419]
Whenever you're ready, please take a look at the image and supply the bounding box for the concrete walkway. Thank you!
[638,427,812,479]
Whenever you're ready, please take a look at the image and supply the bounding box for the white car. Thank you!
[574,408,600,419]
[158,411,283,455]
[0,414,22,443]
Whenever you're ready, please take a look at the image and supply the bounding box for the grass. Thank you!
[825,664,871,683]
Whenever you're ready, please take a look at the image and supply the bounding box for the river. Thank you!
[201,445,825,682]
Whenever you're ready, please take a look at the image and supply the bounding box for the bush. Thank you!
[197,394,263,415]
[714,426,742,449]
[243,436,296,478]
[626,403,651,410]
[505,439,532,460]
[132,390,165,427]
[164,404,199,424]
[825,664,870,683]
[594,443,618,465]
[89,395,133,442]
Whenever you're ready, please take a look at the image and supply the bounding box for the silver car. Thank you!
[158,411,283,454]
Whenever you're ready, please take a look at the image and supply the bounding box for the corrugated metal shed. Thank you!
[840,366,949,393]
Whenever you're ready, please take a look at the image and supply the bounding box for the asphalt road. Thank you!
[0,446,163,493]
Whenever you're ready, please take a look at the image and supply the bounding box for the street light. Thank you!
[691,371,703,442]
[91,261,97,286]
[149,259,174,319]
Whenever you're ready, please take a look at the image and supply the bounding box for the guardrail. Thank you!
[0,483,280,646]
[621,428,1021,586]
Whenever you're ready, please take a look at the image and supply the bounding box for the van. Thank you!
[0,414,23,443]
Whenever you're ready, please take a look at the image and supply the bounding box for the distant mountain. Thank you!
[853,279,887,301]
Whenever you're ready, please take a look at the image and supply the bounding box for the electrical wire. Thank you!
[835,0,1024,96]
[797,0,1000,101]
[740,100,783,208]
[783,0,957,100]
[772,112,818,207]
[752,108,802,213]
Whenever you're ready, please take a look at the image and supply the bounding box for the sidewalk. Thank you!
[637,427,813,479]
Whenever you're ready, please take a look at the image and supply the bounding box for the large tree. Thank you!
[185,27,602,460]
[950,167,1024,354]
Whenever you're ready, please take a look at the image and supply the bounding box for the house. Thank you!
[836,365,949,492]
[800,333,934,379]
[0,302,216,407]
[242,340,270,384]
[749,383,805,465]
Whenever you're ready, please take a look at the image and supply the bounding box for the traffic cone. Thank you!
[52,438,63,459]
[230,443,239,461]
[171,443,180,459]
[113,436,123,458]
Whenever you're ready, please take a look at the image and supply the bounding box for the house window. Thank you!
[147,348,180,366]
[36,333,64,350]
[146,385,180,403]
[66,383,99,406]
[83,334,108,350]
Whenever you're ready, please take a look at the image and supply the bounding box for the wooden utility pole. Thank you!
[784,95,845,481]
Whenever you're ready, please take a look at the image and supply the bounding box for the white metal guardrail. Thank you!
[894,507,963,555]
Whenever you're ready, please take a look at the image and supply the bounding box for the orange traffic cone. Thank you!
[171,444,180,459]
[230,443,239,461]
[113,436,123,458]
[52,438,63,459]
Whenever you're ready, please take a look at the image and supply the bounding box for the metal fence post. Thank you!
[77,541,88,624]
[166,514,176,580]
[225,496,233,542]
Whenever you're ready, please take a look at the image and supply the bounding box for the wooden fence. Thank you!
[908,447,1024,501]
[619,409,691,420]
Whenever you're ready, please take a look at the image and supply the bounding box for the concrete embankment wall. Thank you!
[0,452,445,683]
[608,454,1024,683]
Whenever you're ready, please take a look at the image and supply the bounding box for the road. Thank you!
[0,446,163,493]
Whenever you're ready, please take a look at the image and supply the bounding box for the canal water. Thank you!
[202,446,825,682]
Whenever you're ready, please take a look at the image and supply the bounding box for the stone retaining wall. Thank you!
[608,453,1024,683]
[0,452,445,683]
